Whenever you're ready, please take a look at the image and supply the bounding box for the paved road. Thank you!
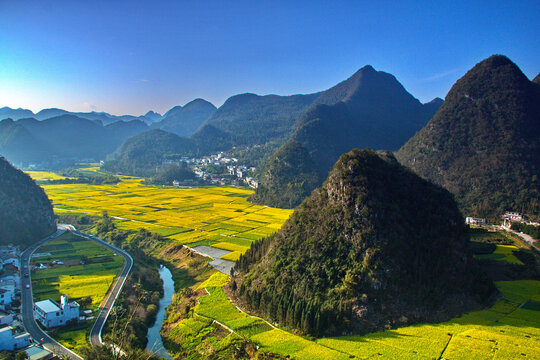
[20,228,84,360]
[73,231,134,347]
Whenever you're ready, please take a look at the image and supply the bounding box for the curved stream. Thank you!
[146,265,174,359]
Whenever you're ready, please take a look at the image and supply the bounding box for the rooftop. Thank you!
[35,299,61,313]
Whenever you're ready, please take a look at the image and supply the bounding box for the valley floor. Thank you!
[27,170,540,359]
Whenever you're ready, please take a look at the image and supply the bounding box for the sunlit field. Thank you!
[25,170,73,181]
[31,231,124,353]
[34,175,293,262]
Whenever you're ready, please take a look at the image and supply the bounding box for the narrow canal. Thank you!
[146,265,174,359]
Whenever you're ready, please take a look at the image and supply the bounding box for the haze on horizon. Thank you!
[1,0,538,116]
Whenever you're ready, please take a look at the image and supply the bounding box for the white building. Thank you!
[0,326,31,351]
[465,217,487,226]
[34,295,80,329]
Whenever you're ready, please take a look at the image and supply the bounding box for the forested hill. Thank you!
[0,156,56,246]
[103,129,196,177]
[396,55,540,219]
[195,92,319,146]
[251,65,441,208]
[234,149,494,336]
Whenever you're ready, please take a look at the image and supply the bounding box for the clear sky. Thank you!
[1,0,538,116]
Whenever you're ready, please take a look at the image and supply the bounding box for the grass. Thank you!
[476,244,524,265]
[31,231,124,353]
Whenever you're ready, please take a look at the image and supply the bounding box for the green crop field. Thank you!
[31,231,124,352]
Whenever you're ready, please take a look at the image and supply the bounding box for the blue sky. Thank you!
[0,0,538,115]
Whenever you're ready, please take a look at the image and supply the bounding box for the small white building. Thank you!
[34,295,80,329]
[465,217,487,226]
[0,326,31,351]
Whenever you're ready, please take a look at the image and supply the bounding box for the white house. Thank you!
[34,295,80,329]
[465,217,487,226]
[0,326,31,351]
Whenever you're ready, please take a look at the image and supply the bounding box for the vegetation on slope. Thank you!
[0,156,56,246]
[103,129,196,177]
[153,98,217,137]
[235,149,494,336]
[249,141,322,208]
[396,55,540,218]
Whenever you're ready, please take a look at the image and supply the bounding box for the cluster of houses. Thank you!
[465,211,540,228]
[0,245,32,353]
[163,151,260,189]
[0,244,90,358]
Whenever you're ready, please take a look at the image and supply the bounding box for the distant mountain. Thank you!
[253,65,441,208]
[35,108,69,120]
[396,55,540,218]
[0,107,35,120]
[196,92,318,146]
[0,156,56,246]
[0,115,149,165]
[0,119,49,163]
[141,110,163,124]
[154,99,216,136]
[103,129,196,177]
[234,149,493,336]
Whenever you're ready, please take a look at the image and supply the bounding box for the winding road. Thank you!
[73,231,133,347]
[20,225,133,359]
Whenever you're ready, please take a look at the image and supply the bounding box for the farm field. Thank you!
[31,231,124,353]
[25,170,74,181]
[190,277,540,360]
[31,174,293,265]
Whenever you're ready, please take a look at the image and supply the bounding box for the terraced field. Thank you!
[190,278,540,360]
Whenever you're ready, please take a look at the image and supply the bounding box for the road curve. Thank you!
[20,228,84,360]
[73,230,134,347]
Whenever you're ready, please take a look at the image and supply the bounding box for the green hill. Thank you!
[396,55,540,218]
[249,141,322,208]
[103,129,196,177]
[0,156,56,246]
[234,149,494,336]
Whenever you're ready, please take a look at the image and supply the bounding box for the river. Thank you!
[146,265,174,359]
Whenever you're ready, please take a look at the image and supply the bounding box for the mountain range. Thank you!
[252,65,441,208]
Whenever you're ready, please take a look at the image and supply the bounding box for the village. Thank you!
[0,244,94,359]
[161,150,260,189]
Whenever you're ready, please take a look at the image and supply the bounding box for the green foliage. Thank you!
[103,129,196,177]
[148,163,196,185]
[250,141,322,208]
[511,222,540,239]
[396,55,540,218]
[236,149,494,336]
[0,156,56,247]
[154,98,216,137]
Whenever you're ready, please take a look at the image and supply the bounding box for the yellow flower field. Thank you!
[37,177,293,262]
